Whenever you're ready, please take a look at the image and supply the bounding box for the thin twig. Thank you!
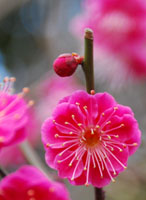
[95,187,105,200]
[20,140,53,179]
[0,167,7,179]
[82,28,94,93]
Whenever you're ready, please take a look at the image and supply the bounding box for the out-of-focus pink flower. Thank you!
[0,165,71,200]
[42,90,141,188]
[0,77,31,150]
[71,0,146,79]
[0,107,40,167]
[37,74,84,122]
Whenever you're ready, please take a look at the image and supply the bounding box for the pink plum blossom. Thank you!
[71,0,146,79]
[0,165,71,200]
[0,77,31,150]
[0,108,40,167]
[42,90,141,188]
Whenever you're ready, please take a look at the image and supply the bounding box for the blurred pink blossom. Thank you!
[4,74,83,167]
[37,74,84,122]
[71,0,146,81]
[42,90,141,188]
[0,165,71,200]
[0,78,30,150]
[0,107,40,167]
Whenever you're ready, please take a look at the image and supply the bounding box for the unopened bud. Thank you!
[53,53,79,77]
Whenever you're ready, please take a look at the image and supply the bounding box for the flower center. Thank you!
[81,128,100,147]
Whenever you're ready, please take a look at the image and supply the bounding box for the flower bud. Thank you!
[53,53,80,77]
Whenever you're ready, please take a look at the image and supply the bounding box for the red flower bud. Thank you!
[53,53,80,77]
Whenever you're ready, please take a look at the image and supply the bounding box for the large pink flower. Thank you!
[71,0,146,79]
[0,77,30,150]
[0,165,71,200]
[42,90,141,188]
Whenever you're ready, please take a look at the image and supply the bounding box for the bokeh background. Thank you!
[0,0,146,199]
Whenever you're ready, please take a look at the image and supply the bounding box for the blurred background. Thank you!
[0,0,146,199]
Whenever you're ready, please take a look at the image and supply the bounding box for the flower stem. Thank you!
[82,28,94,93]
[95,188,105,200]
[0,167,7,179]
[20,141,53,179]
[82,28,105,200]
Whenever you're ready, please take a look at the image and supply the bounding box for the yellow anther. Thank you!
[23,87,30,94]
[133,143,138,146]
[62,143,65,147]
[71,177,74,181]
[115,135,119,138]
[69,163,72,167]
[101,130,104,134]
[96,125,100,129]
[78,123,82,126]
[107,135,111,139]
[10,77,16,82]
[123,144,127,148]
[114,107,118,110]
[106,121,111,124]
[75,102,80,106]
[124,166,127,169]
[111,148,114,151]
[59,153,62,156]
[83,106,87,110]
[65,122,69,125]
[3,77,9,82]
[102,113,105,116]
[4,77,9,83]
[72,114,75,119]
[72,52,78,56]
[112,179,116,183]
[28,100,35,107]
[119,149,123,152]
[85,182,89,187]
[90,90,95,95]
[113,172,117,175]
[55,134,59,138]
[53,120,56,123]
[91,129,94,135]
[46,143,50,147]
[120,123,125,127]
[57,160,61,163]
[84,167,87,171]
